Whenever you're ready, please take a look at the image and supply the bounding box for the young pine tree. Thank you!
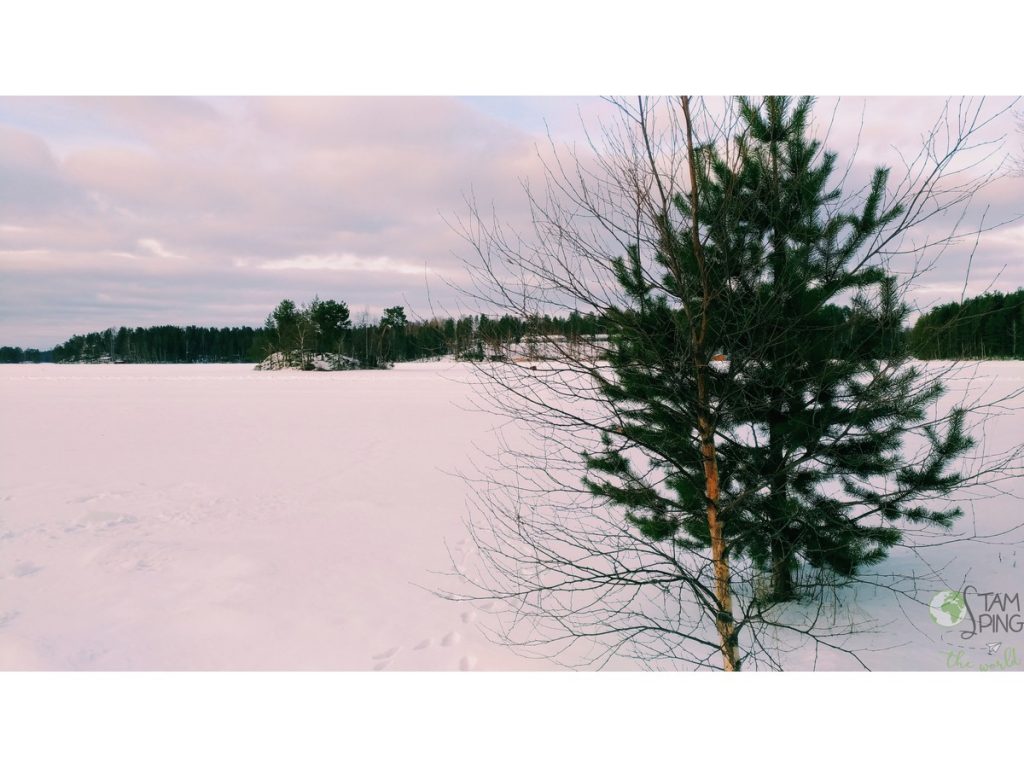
[719,97,974,601]
[584,96,976,628]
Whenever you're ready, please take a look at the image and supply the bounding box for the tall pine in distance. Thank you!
[584,96,976,613]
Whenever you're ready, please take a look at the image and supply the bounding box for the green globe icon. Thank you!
[929,590,967,627]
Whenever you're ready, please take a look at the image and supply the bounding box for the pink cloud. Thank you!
[1,96,1020,348]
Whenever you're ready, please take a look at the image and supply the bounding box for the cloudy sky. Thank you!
[1,96,1021,348]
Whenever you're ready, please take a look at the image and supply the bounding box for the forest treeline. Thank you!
[36,297,610,366]
[908,288,1024,360]
[0,347,51,363]
[5,288,1020,365]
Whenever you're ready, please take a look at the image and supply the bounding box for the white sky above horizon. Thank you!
[0,95,1021,349]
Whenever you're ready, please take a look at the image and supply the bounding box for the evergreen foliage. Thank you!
[582,96,977,603]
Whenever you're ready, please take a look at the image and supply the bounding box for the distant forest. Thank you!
[0,346,51,363]
[2,289,1021,365]
[6,298,609,366]
[908,288,1024,360]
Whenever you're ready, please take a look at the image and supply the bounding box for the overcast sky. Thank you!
[1,96,1021,348]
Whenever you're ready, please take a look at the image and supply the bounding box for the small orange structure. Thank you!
[711,354,728,362]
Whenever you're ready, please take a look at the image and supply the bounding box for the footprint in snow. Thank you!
[372,645,401,660]
[413,638,433,651]
[78,510,138,529]
[12,561,42,578]
[459,655,478,671]
[460,610,477,625]
[441,631,461,647]
[73,492,122,505]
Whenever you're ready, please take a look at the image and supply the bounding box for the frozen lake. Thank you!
[1,361,1022,670]
[0,362,557,670]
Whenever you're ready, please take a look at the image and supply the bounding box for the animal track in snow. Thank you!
[459,655,477,671]
[460,610,477,625]
[413,638,432,651]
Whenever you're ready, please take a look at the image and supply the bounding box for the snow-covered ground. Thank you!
[0,362,554,671]
[0,361,1021,670]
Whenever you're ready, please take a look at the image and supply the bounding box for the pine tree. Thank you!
[378,305,408,364]
[584,96,976,613]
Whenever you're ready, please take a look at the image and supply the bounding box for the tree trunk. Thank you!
[681,95,739,671]
[694,356,738,669]
[769,537,796,602]
[767,410,797,602]
[764,126,798,604]
[699,416,740,671]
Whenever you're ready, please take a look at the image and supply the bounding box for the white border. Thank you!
[2,672,1019,766]
[2,3,1020,762]
[0,1,1020,94]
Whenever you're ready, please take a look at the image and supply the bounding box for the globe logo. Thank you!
[929,590,967,627]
